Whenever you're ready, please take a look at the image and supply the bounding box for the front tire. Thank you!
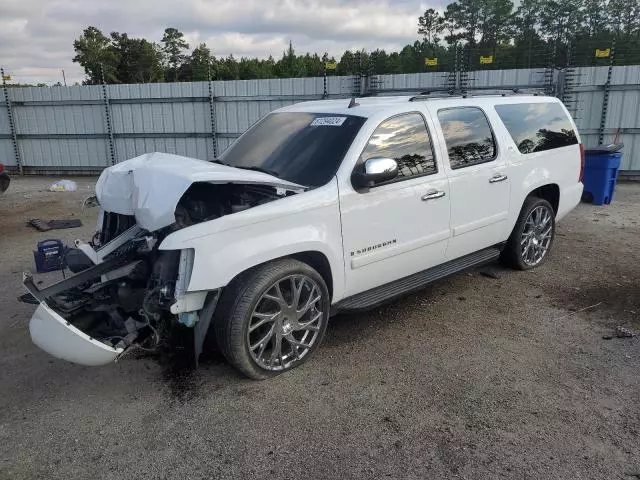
[502,196,556,270]
[213,259,330,379]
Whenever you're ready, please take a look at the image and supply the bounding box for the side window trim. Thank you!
[354,111,438,190]
[437,106,498,170]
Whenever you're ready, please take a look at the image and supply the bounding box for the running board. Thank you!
[335,247,501,312]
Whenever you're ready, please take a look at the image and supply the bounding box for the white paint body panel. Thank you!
[160,180,347,301]
[335,107,451,296]
[95,151,304,232]
[26,94,586,366]
[157,95,583,304]
[29,303,123,366]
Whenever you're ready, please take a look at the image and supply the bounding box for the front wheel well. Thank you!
[529,184,560,214]
[288,251,333,300]
[226,251,334,301]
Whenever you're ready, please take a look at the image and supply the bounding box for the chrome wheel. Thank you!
[247,274,324,371]
[521,205,553,266]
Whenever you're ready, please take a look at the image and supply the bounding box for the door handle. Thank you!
[421,190,446,201]
[489,174,508,183]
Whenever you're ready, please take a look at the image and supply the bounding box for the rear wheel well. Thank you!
[530,184,559,214]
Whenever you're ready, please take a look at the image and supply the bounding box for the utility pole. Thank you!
[61,69,67,86]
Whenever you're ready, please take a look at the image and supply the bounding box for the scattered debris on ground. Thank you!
[479,268,500,279]
[48,179,78,192]
[27,218,82,231]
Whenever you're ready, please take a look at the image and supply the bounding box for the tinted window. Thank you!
[220,112,366,187]
[495,102,578,153]
[438,107,496,169]
[360,113,436,181]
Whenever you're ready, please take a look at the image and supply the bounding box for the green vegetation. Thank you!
[72,0,640,84]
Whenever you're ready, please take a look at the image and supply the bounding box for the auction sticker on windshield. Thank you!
[310,117,347,126]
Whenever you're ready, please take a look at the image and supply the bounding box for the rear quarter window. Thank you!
[494,102,578,154]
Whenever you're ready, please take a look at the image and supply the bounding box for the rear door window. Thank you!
[437,107,496,170]
[494,102,578,153]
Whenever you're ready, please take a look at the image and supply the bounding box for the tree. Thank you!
[511,0,545,67]
[608,0,640,39]
[186,43,212,81]
[444,0,481,46]
[582,0,610,38]
[72,26,119,84]
[276,40,300,77]
[337,50,355,75]
[418,8,445,45]
[512,0,542,43]
[161,27,189,81]
[71,6,640,85]
[540,0,585,44]
[478,0,514,49]
[111,32,164,83]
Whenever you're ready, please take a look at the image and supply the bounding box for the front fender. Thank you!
[159,181,346,302]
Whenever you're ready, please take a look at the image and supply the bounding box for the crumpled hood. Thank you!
[95,152,305,232]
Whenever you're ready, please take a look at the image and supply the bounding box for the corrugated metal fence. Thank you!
[1,67,639,174]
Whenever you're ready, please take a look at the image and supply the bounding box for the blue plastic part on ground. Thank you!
[33,239,66,273]
[582,151,622,205]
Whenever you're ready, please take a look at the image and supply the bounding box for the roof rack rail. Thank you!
[408,86,546,102]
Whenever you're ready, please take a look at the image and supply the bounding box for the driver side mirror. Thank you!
[351,157,399,189]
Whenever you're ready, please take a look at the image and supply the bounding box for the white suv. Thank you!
[23,94,584,379]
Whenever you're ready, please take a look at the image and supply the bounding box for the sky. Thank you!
[0,0,445,85]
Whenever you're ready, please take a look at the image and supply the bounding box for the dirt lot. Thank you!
[0,176,639,480]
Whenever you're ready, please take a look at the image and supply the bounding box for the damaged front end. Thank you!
[23,216,202,366]
[21,153,305,367]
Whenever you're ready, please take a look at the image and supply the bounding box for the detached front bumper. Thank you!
[29,302,123,366]
[22,259,131,366]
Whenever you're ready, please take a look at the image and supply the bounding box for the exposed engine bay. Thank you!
[22,182,297,365]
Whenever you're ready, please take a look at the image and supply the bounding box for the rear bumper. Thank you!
[0,172,9,193]
[557,183,583,221]
[29,302,124,366]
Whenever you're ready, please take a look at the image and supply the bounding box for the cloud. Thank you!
[0,0,445,85]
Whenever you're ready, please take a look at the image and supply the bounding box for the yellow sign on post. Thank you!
[1,75,11,81]
[325,61,337,70]
[480,55,493,64]
[425,58,438,66]
[595,48,610,58]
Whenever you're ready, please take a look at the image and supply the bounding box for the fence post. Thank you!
[459,44,469,94]
[1,67,23,174]
[100,67,116,165]
[323,68,328,99]
[208,79,219,160]
[544,42,557,96]
[445,44,459,91]
[598,38,615,145]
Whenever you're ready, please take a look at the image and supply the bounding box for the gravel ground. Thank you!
[0,176,639,480]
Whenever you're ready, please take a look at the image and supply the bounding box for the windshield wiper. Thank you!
[210,159,227,166]
[233,166,280,178]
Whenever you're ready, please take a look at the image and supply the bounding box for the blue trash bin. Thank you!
[582,146,622,205]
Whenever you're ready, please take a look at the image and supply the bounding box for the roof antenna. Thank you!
[348,97,359,108]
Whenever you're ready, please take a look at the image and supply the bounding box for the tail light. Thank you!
[0,163,4,173]
[579,144,585,182]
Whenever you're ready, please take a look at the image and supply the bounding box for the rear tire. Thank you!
[501,196,555,270]
[213,259,330,380]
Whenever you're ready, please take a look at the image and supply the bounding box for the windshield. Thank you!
[219,112,367,187]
